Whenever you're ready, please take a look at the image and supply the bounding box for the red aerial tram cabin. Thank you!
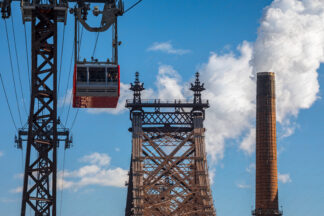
[72,0,123,109]
[72,63,120,108]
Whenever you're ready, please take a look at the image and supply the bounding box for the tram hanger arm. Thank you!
[75,1,123,32]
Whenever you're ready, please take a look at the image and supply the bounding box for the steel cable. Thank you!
[64,92,73,126]
[11,16,28,115]
[60,26,83,120]
[59,47,74,120]
[23,23,31,93]
[4,19,23,126]
[91,31,100,58]
[70,109,79,131]
[64,26,84,126]
[0,73,18,130]
[63,26,84,128]
[58,25,66,96]
[124,0,143,14]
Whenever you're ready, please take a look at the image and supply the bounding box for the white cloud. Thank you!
[79,152,111,167]
[13,173,23,179]
[279,120,299,139]
[193,0,324,161]
[58,152,127,191]
[209,168,216,185]
[246,163,256,174]
[156,65,186,99]
[252,0,322,123]
[147,41,191,55]
[0,197,17,203]
[200,42,255,162]
[0,151,3,157]
[10,187,22,194]
[236,183,251,189]
[278,173,292,184]
[240,128,256,155]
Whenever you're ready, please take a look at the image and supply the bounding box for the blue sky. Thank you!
[0,0,324,215]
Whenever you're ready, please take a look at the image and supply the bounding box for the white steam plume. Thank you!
[200,42,255,162]
[252,0,322,122]
[200,0,324,161]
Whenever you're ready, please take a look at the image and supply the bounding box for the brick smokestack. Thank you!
[253,72,282,216]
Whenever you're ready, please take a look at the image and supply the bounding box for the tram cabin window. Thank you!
[89,67,106,83]
[77,67,87,82]
[107,68,118,82]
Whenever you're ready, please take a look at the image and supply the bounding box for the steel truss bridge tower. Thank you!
[125,72,216,216]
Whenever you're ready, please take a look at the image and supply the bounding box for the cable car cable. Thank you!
[77,24,84,61]
[91,31,100,58]
[124,0,143,14]
[59,47,74,120]
[62,26,84,123]
[58,25,66,97]
[0,73,18,131]
[70,109,79,131]
[60,26,83,120]
[64,93,73,126]
[60,48,73,117]
[23,23,31,93]
[10,16,28,115]
[4,19,23,126]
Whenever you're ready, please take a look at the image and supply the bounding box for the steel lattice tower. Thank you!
[1,0,121,215]
[14,4,70,216]
[125,72,216,216]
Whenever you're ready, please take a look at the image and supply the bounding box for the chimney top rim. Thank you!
[257,72,275,76]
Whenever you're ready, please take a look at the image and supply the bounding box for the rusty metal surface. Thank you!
[125,73,216,216]
[254,72,282,216]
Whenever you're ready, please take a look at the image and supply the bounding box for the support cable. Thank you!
[0,73,18,131]
[11,16,28,115]
[124,0,143,14]
[70,109,79,131]
[60,47,74,120]
[58,25,66,96]
[77,25,84,60]
[91,31,100,58]
[63,26,83,128]
[64,92,73,126]
[60,26,83,119]
[23,23,31,93]
[4,19,23,126]
[65,27,84,127]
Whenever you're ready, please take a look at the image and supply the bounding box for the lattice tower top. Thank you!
[190,72,205,105]
[130,72,144,104]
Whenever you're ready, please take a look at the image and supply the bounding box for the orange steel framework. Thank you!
[253,72,282,216]
[125,72,216,216]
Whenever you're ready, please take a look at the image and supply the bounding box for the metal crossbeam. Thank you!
[142,112,192,125]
